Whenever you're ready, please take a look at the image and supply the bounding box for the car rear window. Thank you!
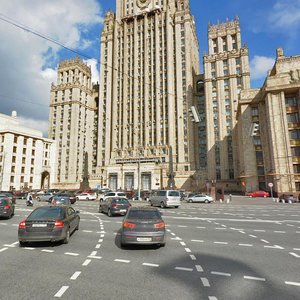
[27,207,65,220]
[168,191,180,197]
[112,199,128,204]
[117,193,126,197]
[127,210,161,219]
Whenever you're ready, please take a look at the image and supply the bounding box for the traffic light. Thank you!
[250,122,259,136]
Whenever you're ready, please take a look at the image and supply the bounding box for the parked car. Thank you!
[149,190,181,208]
[187,194,214,203]
[121,207,166,247]
[246,191,270,197]
[76,193,96,201]
[99,197,131,217]
[0,191,16,204]
[131,191,151,201]
[99,191,127,202]
[53,191,77,204]
[36,192,53,202]
[18,205,80,246]
[279,194,298,203]
[0,195,15,219]
[14,191,28,200]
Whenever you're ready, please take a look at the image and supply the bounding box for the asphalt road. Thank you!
[0,196,299,300]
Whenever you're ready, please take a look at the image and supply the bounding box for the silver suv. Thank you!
[149,190,181,208]
[99,192,127,202]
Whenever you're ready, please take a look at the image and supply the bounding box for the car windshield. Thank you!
[112,199,128,204]
[0,199,8,205]
[127,210,161,219]
[27,207,64,220]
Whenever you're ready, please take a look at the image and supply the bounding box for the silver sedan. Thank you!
[187,194,213,203]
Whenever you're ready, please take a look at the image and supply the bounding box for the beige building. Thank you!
[238,48,300,195]
[97,0,201,191]
[48,56,99,189]
[0,111,56,191]
[204,17,250,191]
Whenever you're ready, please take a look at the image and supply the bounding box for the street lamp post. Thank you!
[138,153,141,201]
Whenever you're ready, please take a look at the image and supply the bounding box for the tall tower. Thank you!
[97,0,200,191]
[204,17,250,189]
[49,56,98,189]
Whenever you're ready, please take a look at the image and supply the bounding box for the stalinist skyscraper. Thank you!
[97,0,200,191]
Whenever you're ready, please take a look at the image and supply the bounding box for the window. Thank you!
[287,113,299,123]
[292,147,300,156]
[289,130,300,139]
[285,95,297,107]
[294,164,300,173]
[251,107,259,116]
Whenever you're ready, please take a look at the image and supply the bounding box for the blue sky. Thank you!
[0,0,299,135]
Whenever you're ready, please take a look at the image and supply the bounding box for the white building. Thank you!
[0,111,56,191]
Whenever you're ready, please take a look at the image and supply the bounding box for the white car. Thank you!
[187,194,213,203]
[76,193,96,201]
[99,192,127,202]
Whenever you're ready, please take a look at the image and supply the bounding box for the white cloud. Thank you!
[269,0,300,29]
[84,59,99,84]
[0,0,103,137]
[18,116,49,137]
[250,56,275,80]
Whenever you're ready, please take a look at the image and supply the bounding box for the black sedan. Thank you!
[0,196,15,219]
[99,197,131,217]
[18,206,80,246]
[121,207,166,247]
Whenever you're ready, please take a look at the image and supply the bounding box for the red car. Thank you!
[246,191,270,197]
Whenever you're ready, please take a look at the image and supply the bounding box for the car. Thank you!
[99,197,131,217]
[187,194,213,203]
[50,192,76,204]
[36,192,53,202]
[246,191,270,197]
[121,207,166,247]
[76,192,96,201]
[131,191,151,201]
[0,196,15,219]
[0,191,17,204]
[149,190,181,208]
[279,194,298,203]
[14,191,28,199]
[18,205,80,246]
[99,191,127,202]
[50,196,71,206]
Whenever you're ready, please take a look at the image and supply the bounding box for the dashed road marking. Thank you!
[98,239,103,243]
[264,245,284,249]
[208,297,218,300]
[54,286,69,298]
[293,248,300,251]
[289,252,300,258]
[249,234,257,238]
[114,259,130,263]
[0,247,8,253]
[260,239,269,244]
[142,263,159,267]
[239,244,253,247]
[214,241,228,245]
[274,231,285,233]
[82,259,91,266]
[211,271,231,277]
[195,265,203,272]
[180,242,186,246]
[185,248,191,253]
[254,230,265,232]
[285,281,300,287]
[24,247,35,250]
[95,244,101,249]
[175,267,193,272]
[190,255,196,260]
[65,252,79,256]
[82,230,93,233]
[201,277,210,287]
[178,225,187,228]
[244,276,266,281]
[88,255,102,260]
[196,226,206,229]
[70,271,81,280]
[191,239,204,243]
[41,249,54,253]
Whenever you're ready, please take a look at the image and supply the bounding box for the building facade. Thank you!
[0,111,56,191]
[48,56,99,189]
[97,0,201,191]
[204,17,250,191]
[238,48,300,195]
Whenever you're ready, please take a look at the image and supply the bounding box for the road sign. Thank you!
[268,183,273,188]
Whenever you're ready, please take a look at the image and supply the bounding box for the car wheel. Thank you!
[160,202,165,208]
[160,243,166,247]
[108,209,112,217]
[76,197,79,201]
[86,197,89,201]
[205,199,209,203]
[19,241,26,247]
[174,206,179,208]
[63,228,70,244]
[150,201,153,206]
[75,222,79,231]
[188,199,193,203]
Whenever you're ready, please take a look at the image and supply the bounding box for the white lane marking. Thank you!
[180,242,186,246]
[12,224,19,227]
[214,241,228,245]
[201,277,210,287]
[70,271,81,280]
[191,239,204,243]
[190,255,196,260]
[208,297,218,300]
[215,228,226,230]
[285,281,300,287]
[171,237,182,241]
[289,252,300,258]
[41,249,54,253]
[293,248,300,251]
[90,251,97,256]
[264,245,284,249]
[254,230,266,232]
[260,239,269,243]
[114,259,130,263]
[175,267,193,272]
[244,276,266,281]
[239,244,253,247]
[195,265,204,272]
[185,248,191,253]
[4,244,16,248]
[65,252,79,256]
[0,223,8,225]
[12,241,19,245]
[24,247,35,250]
[88,256,102,260]
[82,230,93,233]
[142,263,159,267]
[221,225,227,227]
[239,231,246,234]
[0,247,8,253]
[82,259,91,266]
[178,225,187,228]
[166,229,171,232]
[170,233,176,236]
[211,271,231,277]
[100,234,104,238]
[95,244,101,249]
[274,231,286,233]
[98,239,103,243]
[196,226,206,229]
[287,224,295,227]
[249,234,257,238]
[54,286,69,298]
